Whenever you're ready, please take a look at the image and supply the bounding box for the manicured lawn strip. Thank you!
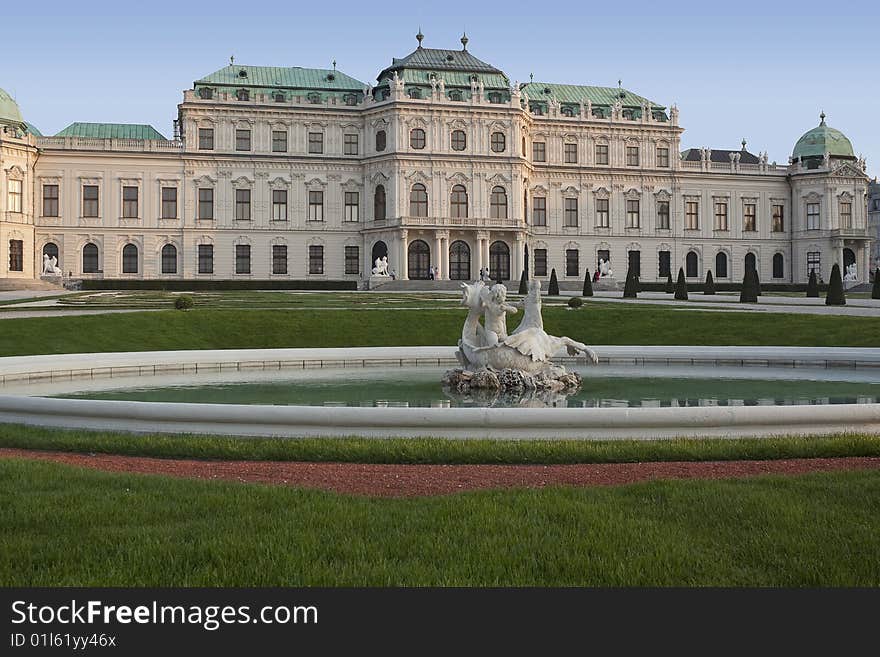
[2,424,879,465]
[1,459,877,586]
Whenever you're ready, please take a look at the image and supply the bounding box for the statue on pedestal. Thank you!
[371,255,389,276]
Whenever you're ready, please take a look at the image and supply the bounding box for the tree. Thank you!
[825,263,846,306]
[548,268,560,296]
[674,267,688,301]
[665,271,674,294]
[806,269,819,298]
[873,268,880,300]
[623,266,639,298]
[518,269,528,295]
[582,269,594,297]
[704,270,716,295]
[740,269,758,303]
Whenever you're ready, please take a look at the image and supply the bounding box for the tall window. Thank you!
[345,246,359,275]
[451,130,466,151]
[344,192,359,222]
[82,243,99,273]
[8,240,23,271]
[743,203,757,231]
[449,240,470,280]
[490,187,507,219]
[272,190,288,221]
[534,249,548,277]
[840,202,852,229]
[450,185,468,218]
[235,244,251,274]
[308,191,324,221]
[161,244,177,274]
[657,147,670,168]
[374,185,386,220]
[773,253,784,279]
[237,89,249,101]
[344,134,359,155]
[198,244,213,274]
[235,189,251,221]
[564,198,578,227]
[235,129,251,151]
[375,130,386,152]
[198,188,213,220]
[82,185,99,218]
[565,249,579,277]
[772,204,785,232]
[626,146,640,166]
[595,144,609,165]
[715,252,728,278]
[122,186,138,218]
[532,142,546,162]
[564,143,577,164]
[596,198,609,228]
[198,128,214,150]
[410,128,426,149]
[491,132,506,153]
[658,251,671,278]
[714,202,728,230]
[272,245,287,274]
[807,251,821,279]
[272,130,288,152]
[807,202,820,230]
[686,200,699,229]
[410,184,428,217]
[532,197,547,226]
[122,244,138,274]
[626,200,640,228]
[657,200,670,229]
[309,245,324,274]
[308,132,323,154]
[42,185,59,217]
[7,180,22,213]
[161,187,177,219]
[686,251,698,278]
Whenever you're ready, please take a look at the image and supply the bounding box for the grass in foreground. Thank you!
[1,459,877,586]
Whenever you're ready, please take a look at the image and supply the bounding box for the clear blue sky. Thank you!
[5,0,878,178]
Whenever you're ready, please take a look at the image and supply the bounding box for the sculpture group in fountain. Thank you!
[42,254,62,276]
[443,278,598,397]
[371,256,389,276]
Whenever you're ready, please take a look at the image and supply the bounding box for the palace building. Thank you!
[0,33,873,287]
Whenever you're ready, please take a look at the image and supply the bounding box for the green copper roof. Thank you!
[196,65,364,91]
[378,46,503,81]
[792,114,855,160]
[56,123,167,140]
[0,88,24,126]
[24,122,42,136]
[521,82,664,110]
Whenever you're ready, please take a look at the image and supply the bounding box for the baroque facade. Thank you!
[0,35,873,287]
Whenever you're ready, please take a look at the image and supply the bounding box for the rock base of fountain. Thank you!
[442,367,582,395]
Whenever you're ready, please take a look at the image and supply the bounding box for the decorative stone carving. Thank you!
[372,255,389,276]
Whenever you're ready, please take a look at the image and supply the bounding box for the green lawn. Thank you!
[1,459,877,586]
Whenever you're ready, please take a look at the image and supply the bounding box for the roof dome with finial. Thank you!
[0,88,25,128]
[792,112,855,160]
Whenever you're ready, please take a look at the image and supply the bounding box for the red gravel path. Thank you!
[2,448,879,497]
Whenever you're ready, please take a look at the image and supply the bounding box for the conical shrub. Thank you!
[518,269,528,295]
[754,269,762,296]
[623,266,638,298]
[674,267,688,301]
[825,263,846,306]
[872,268,880,300]
[806,269,819,297]
[740,269,758,303]
[583,269,594,297]
[665,271,674,294]
[548,268,560,296]
[704,270,716,295]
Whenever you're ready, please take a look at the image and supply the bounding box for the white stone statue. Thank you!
[479,283,518,341]
[50,255,62,275]
[844,263,858,281]
[42,254,52,275]
[371,255,389,276]
[598,258,613,278]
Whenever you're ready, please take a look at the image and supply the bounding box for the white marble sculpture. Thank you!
[42,254,62,276]
[844,263,858,281]
[598,258,613,278]
[371,255,389,276]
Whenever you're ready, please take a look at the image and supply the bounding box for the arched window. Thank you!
[161,244,177,274]
[122,244,138,274]
[448,89,463,101]
[451,130,466,151]
[450,184,468,218]
[488,92,502,104]
[715,252,728,278]
[410,183,428,217]
[371,241,388,264]
[274,92,285,102]
[745,252,757,274]
[408,240,431,280]
[307,92,320,104]
[375,130,386,152]
[562,106,574,117]
[410,128,426,149]
[773,253,784,279]
[408,88,422,99]
[198,88,213,100]
[489,241,510,281]
[236,89,249,101]
[686,251,698,278]
[449,240,471,280]
[343,93,357,106]
[43,242,59,267]
[490,186,508,219]
[82,243,99,273]
[374,185,386,220]
[491,132,506,153]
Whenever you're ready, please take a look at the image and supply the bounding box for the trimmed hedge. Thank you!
[825,263,846,306]
[80,279,359,291]
[872,268,880,300]
[807,270,820,298]
[582,269,594,297]
[674,268,688,301]
[636,281,829,293]
[704,270,716,295]
[548,269,560,296]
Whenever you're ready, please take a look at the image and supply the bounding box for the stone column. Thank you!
[483,238,491,276]
[437,231,449,280]
[400,230,409,280]
[476,236,485,273]
[433,233,442,279]
[512,234,524,281]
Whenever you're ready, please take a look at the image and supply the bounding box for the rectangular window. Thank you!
[596,198,609,228]
[271,130,288,153]
[122,186,139,218]
[272,189,288,221]
[686,200,699,229]
[626,199,640,228]
[7,179,22,213]
[532,142,546,162]
[532,197,547,226]
[235,129,251,151]
[42,184,59,217]
[198,188,214,220]
[8,240,23,271]
[308,132,323,154]
[344,191,359,222]
[657,200,670,229]
[308,190,324,221]
[657,147,670,168]
[345,246,359,275]
[595,144,609,165]
[626,146,640,166]
[806,251,821,280]
[235,189,251,221]
[807,202,820,230]
[658,250,671,278]
[564,143,577,164]
[743,203,756,231]
[840,202,852,229]
[235,244,251,274]
[272,245,287,274]
[772,204,785,232]
[563,198,578,227]
[533,249,548,277]
[343,134,359,155]
[198,128,214,150]
[714,202,728,230]
[309,245,324,274]
[161,187,177,219]
[198,244,213,274]
[82,185,99,217]
[565,249,579,277]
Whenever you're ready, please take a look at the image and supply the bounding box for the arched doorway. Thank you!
[407,240,430,279]
[371,241,387,264]
[489,241,510,281]
[449,240,471,280]
[745,252,757,273]
[843,248,856,275]
[43,243,59,270]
